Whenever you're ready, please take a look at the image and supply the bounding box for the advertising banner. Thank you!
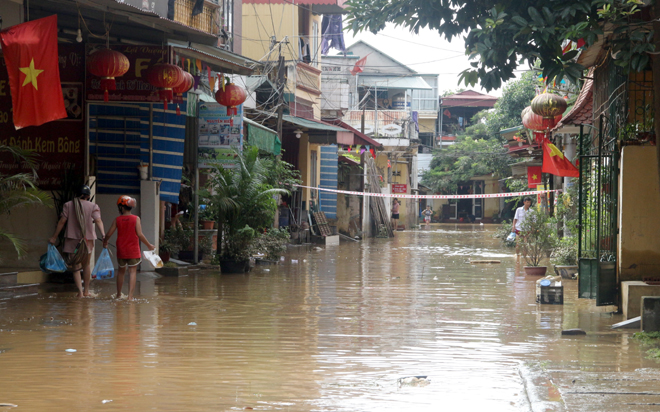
[0,44,85,190]
[197,102,243,169]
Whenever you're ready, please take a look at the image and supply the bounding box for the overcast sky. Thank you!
[342,24,518,97]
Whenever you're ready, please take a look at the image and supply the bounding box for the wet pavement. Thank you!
[0,224,659,411]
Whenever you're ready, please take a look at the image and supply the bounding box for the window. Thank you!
[312,21,319,66]
[412,76,438,111]
[222,0,234,51]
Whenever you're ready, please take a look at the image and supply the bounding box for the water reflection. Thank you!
[0,224,655,411]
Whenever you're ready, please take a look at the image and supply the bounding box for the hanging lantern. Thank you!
[87,48,130,102]
[215,82,247,116]
[172,71,194,116]
[531,93,567,129]
[147,63,185,110]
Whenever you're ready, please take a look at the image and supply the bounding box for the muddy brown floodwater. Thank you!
[0,225,657,411]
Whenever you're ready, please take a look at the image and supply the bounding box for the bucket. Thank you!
[138,164,148,180]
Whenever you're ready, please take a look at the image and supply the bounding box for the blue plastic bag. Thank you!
[92,248,115,280]
[40,244,68,274]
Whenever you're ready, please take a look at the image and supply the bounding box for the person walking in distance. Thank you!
[511,197,533,254]
[391,198,400,232]
[49,185,105,298]
[103,196,155,301]
[423,205,433,228]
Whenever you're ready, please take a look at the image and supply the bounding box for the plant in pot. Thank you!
[206,146,289,273]
[162,226,193,261]
[550,187,579,279]
[198,204,216,230]
[518,208,556,276]
[551,236,578,279]
[253,227,290,263]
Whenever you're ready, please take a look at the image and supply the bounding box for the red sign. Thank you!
[0,44,85,190]
[392,184,407,193]
[86,45,167,103]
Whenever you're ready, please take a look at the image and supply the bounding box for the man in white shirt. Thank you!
[511,197,532,254]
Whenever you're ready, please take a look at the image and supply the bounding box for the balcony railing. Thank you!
[172,0,220,35]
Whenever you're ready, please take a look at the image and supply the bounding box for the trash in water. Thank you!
[291,260,298,264]
[102,400,113,404]
[433,276,438,280]
[188,322,197,326]
[303,259,307,262]
[263,269,270,272]
[280,256,285,261]
[65,349,77,353]
[0,403,18,408]
[397,376,430,387]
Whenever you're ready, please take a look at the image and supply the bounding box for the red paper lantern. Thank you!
[215,82,247,116]
[172,71,194,115]
[522,106,562,131]
[87,48,130,102]
[531,93,567,128]
[147,63,185,110]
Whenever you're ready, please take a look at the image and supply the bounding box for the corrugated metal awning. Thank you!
[282,115,347,132]
[244,118,281,155]
[358,75,432,90]
[170,41,257,75]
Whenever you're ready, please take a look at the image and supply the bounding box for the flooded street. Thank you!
[1,225,657,411]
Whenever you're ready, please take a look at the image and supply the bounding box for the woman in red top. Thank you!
[103,196,155,301]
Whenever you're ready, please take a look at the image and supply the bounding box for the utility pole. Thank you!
[276,49,286,140]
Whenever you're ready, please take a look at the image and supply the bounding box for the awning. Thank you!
[244,118,281,155]
[358,75,432,90]
[243,0,345,14]
[170,41,257,75]
[325,119,383,148]
[282,115,347,132]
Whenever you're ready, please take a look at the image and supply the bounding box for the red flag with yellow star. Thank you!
[542,140,579,177]
[0,15,66,129]
[527,166,542,188]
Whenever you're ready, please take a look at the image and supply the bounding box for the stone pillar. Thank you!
[642,296,660,332]
[140,180,160,270]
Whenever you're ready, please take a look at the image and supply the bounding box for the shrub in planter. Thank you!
[162,226,193,257]
[253,228,290,261]
[518,208,556,270]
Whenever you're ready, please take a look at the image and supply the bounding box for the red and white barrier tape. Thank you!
[293,184,561,200]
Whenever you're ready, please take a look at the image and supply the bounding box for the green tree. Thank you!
[422,137,510,193]
[346,0,660,187]
[0,145,53,260]
[483,71,538,140]
[206,146,288,261]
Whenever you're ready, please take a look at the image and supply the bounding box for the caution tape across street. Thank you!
[293,185,561,200]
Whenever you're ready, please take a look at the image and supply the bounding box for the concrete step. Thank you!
[0,272,18,285]
[0,283,39,300]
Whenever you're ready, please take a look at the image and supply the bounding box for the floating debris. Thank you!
[398,376,430,387]
[188,322,197,326]
[65,349,77,353]
[101,400,113,404]
[0,403,18,408]
[470,260,501,264]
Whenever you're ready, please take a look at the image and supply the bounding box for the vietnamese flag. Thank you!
[350,53,370,76]
[0,15,67,129]
[542,140,579,177]
[527,166,542,188]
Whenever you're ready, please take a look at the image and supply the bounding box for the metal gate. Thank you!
[578,118,618,304]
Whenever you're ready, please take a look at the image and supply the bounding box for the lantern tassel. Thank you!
[176,104,181,116]
[104,90,109,102]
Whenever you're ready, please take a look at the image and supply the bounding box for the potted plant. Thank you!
[198,203,216,230]
[518,208,556,276]
[162,226,193,260]
[552,236,578,279]
[253,227,289,264]
[206,146,290,273]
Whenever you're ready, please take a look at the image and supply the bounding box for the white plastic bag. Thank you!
[506,232,516,242]
[143,250,163,268]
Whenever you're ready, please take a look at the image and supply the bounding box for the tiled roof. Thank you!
[555,68,594,129]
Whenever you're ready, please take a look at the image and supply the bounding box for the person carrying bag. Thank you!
[49,185,106,298]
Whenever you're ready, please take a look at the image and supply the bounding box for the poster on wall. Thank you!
[197,102,243,169]
[392,184,407,193]
[0,44,86,190]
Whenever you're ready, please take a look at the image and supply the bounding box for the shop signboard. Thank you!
[86,45,166,103]
[392,184,407,193]
[0,44,85,190]
[197,102,243,169]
